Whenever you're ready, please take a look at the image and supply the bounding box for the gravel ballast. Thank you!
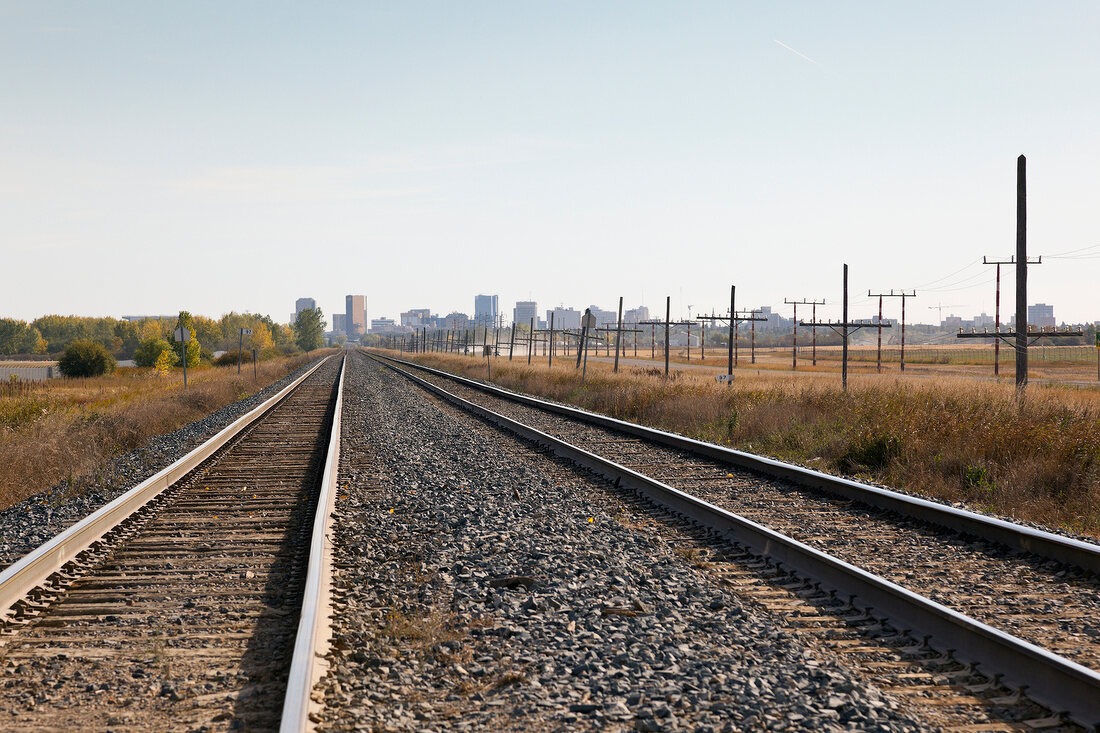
[0,355,331,571]
[315,352,925,731]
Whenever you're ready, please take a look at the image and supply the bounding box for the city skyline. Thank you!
[2,4,1099,324]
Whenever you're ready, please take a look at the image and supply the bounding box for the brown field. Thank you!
[0,351,337,512]
[385,348,1100,538]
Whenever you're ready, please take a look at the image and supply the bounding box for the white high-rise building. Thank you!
[513,301,537,328]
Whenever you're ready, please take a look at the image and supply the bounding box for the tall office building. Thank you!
[345,295,367,338]
[513,301,537,328]
[474,294,499,327]
[291,297,316,323]
[1028,303,1056,328]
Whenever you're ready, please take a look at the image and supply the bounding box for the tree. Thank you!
[0,319,47,355]
[171,311,201,368]
[134,337,174,367]
[154,348,178,376]
[58,340,116,378]
[192,315,222,350]
[294,308,326,352]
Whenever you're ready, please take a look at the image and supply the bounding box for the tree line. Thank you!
[0,309,329,363]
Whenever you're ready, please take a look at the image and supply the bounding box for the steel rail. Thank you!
[281,354,346,733]
[0,356,332,622]
[371,353,1100,574]
[375,355,1100,728]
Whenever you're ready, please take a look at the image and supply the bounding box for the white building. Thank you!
[513,301,537,328]
[546,307,581,330]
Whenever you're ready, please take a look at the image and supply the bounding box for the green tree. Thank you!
[0,319,47,355]
[58,340,116,377]
[134,337,175,368]
[294,308,326,352]
[171,311,201,368]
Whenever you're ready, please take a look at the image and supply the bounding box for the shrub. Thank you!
[214,350,254,366]
[134,337,174,367]
[57,340,116,378]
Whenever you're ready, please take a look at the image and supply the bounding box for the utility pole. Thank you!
[784,299,825,371]
[665,296,671,377]
[528,317,534,366]
[614,297,624,373]
[799,265,891,391]
[728,286,734,379]
[867,290,916,372]
[548,312,555,368]
[960,156,1081,388]
[981,257,1018,376]
[697,289,766,382]
[1016,154,1027,389]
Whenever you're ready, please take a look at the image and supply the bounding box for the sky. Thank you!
[3,1,1099,326]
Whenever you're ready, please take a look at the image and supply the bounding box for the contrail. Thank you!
[774,39,818,64]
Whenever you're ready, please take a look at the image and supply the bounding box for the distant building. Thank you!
[943,315,964,330]
[587,305,617,326]
[1028,303,1055,328]
[972,312,995,329]
[624,306,650,323]
[442,312,469,330]
[121,315,176,323]
[346,295,367,338]
[333,313,347,334]
[513,301,537,328]
[293,297,316,323]
[401,309,432,327]
[370,318,397,333]
[474,295,499,327]
[547,307,581,330]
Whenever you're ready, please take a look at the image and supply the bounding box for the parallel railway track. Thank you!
[0,356,344,731]
[369,352,1100,729]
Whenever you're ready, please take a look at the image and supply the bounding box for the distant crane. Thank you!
[928,303,964,324]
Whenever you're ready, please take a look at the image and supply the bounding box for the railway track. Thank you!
[0,355,344,731]
[369,352,1100,729]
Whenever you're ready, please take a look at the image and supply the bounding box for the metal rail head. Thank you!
[280,354,346,733]
[371,351,1100,576]
[373,353,1100,728]
[0,356,334,623]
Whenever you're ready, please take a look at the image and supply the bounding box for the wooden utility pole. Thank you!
[982,257,1015,376]
[728,286,734,379]
[799,265,891,391]
[784,299,825,371]
[697,290,766,383]
[614,297,624,373]
[867,290,916,372]
[665,296,671,377]
[548,312,555,368]
[960,157,1077,383]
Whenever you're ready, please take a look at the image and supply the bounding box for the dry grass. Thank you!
[390,349,1100,538]
[0,351,335,511]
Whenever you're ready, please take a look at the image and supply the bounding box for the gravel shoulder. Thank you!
[0,355,332,571]
[315,352,925,731]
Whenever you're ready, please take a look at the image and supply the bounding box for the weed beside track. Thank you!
[390,350,1100,537]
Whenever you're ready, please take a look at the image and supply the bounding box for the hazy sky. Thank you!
[3,2,1099,326]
